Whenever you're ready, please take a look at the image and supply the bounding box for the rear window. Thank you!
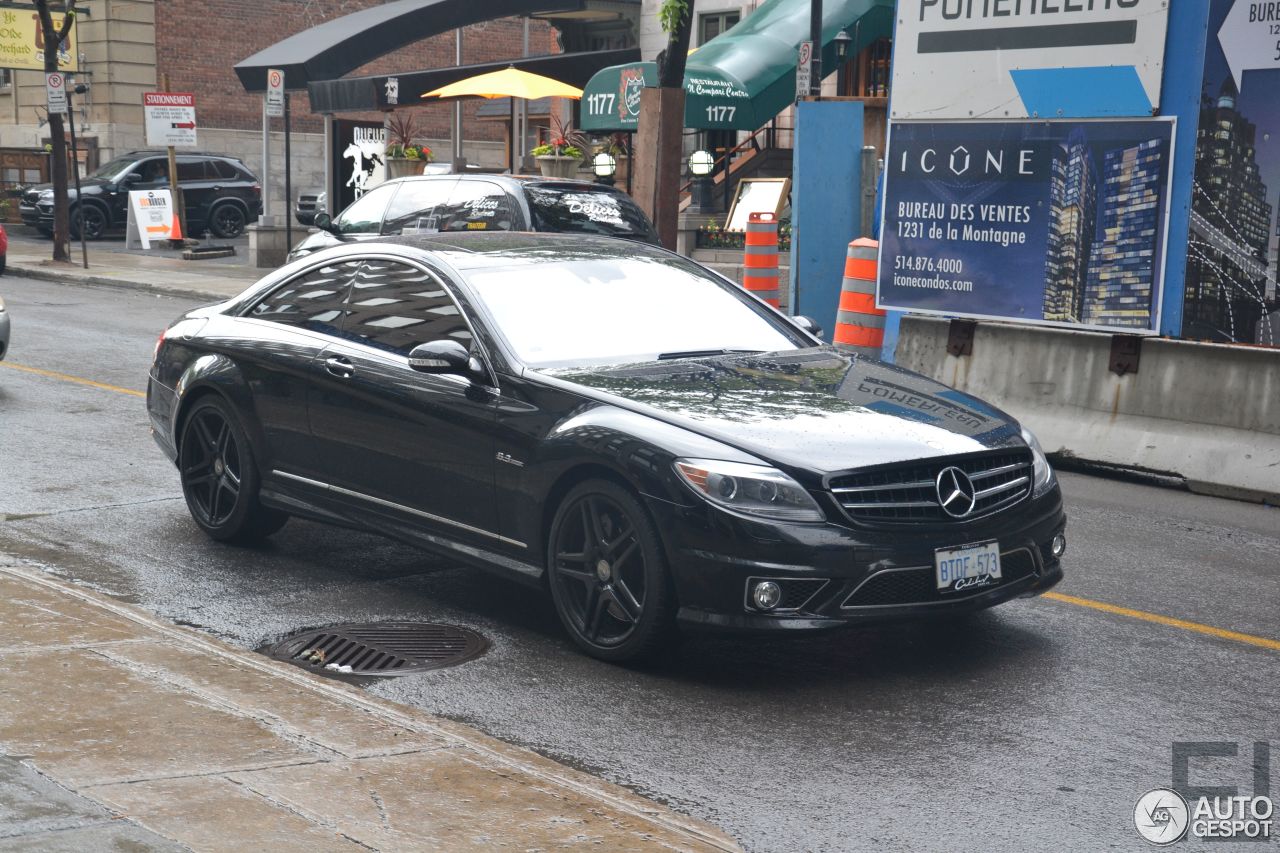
[524,186,658,243]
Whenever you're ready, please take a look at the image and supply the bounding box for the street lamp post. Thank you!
[809,0,823,97]
[688,150,715,215]
[592,151,616,187]
[833,28,853,97]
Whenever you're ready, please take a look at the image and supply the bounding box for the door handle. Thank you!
[324,356,354,378]
[212,185,222,191]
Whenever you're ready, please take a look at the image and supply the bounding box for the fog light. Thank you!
[752,580,782,611]
[1051,534,1066,558]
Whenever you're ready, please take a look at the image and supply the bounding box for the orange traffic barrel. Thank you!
[743,212,780,308]
[833,238,885,358]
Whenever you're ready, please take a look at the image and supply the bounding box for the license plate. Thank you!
[934,540,1002,593]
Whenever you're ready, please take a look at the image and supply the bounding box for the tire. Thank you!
[546,479,677,663]
[70,203,107,240]
[37,226,52,239]
[178,395,288,543]
[209,203,246,239]
[0,254,6,275]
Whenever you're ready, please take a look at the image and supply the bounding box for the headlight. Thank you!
[674,458,825,522]
[0,296,6,312]
[38,190,53,200]
[1021,427,1056,498]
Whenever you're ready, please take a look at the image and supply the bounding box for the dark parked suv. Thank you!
[288,174,659,261]
[20,151,262,240]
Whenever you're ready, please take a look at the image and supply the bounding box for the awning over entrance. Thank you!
[308,49,639,113]
[580,0,892,131]
[234,0,579,92]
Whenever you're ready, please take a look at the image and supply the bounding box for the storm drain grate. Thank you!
[267,621,488,676]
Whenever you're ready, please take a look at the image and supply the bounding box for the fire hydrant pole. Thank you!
[163,73,185,248]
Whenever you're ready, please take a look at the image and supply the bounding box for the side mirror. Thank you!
[793,315,823,338]
[408,340,477,377]
[312,211,336,233]
[123,172,142,185]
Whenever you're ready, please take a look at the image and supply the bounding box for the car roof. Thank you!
[352,232,675,271]
[381,174,626,193]
[120,150,244,162]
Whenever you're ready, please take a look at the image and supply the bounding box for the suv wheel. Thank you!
[209,203,246,239]
[70,204,107,240]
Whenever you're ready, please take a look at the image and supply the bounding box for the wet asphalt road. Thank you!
[2,276,1278,852]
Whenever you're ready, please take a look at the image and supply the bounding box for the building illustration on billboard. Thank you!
[878,119,1174,334]
[1083,137,1169,328]
[1183,0,1279,348]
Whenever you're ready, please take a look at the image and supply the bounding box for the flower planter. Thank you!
[535,155,579,179]
[386,157,425,179]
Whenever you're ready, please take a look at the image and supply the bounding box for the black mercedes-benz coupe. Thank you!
[148,234,1066,662]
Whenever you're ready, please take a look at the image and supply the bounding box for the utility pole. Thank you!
[284,91,292,250]
[452,28,463,169]
[809,0,823,97]
[162,73,185,247]
[66,79,87,268]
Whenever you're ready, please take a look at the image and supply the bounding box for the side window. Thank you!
[437,181,516,232]
[381,178,455,235]
[176,160,209,181]
[211,160,241,180]
[247,261,362,334]
[135,159,169,184]
[342,260,472,357]
[335,183,397,234]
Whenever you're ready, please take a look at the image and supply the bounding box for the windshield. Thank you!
[524,185,659,243]
[464,255,803,368]
[88,156,140,182]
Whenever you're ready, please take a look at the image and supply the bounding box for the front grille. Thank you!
[842,549,1037,609]
[829,450,1033,524]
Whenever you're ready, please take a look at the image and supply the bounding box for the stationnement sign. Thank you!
[891,1,1171,120]
[144,92,197,147]
[266,68,285,117]
[45,72,66,115]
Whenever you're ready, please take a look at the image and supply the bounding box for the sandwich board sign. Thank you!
[891,1,1170,119]
[144,92,197,147]
[125,189,178,249]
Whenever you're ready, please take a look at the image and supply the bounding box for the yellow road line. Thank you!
[0,361,145,398]
[1045,591,1280,652]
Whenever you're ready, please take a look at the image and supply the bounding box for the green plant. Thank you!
[658,0,690,33]
[387,142,433,161]
[531,113,588,160]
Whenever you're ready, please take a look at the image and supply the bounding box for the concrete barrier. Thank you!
[894,316,1280,505]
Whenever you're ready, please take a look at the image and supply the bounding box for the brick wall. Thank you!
[154,1,559,141]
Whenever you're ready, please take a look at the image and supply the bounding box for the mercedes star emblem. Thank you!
[936,467,978,518]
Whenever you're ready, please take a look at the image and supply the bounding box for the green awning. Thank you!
[580,0,892,132]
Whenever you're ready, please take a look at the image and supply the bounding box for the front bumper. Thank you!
[644,485,1066,632]
[19,201,47,228]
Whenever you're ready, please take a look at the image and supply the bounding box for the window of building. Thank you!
[699,11,740,45]
[343,260,472,356]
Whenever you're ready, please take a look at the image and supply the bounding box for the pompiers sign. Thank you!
[0,9,78,72]
[891,0,1169,120]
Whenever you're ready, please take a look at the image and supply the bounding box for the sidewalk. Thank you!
[6,232,261,301]
[0,560,738,851]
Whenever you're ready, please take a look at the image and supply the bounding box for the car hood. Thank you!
[546,348,1024,475]
[289,228,343,258]
[24,178,109,199]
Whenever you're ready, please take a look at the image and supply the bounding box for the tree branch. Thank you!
[56,1,77,45]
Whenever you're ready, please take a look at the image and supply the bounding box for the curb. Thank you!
[0,561,741,852]
[8,261,243,302]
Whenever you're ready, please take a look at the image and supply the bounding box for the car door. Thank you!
[113,158,168,222]
[176,157,217,232]
[306,257,500,540]
[229,258,363,480]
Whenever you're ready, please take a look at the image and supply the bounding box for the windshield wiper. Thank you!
[656,349,764,361]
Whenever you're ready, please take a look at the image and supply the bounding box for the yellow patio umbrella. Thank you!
[422,67,583,100]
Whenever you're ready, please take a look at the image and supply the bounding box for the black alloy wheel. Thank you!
[178,396,287,543]
[209,203,246,239]
[70,204,107,240]
[547,479,676,662]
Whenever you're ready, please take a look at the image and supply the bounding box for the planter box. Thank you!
[386,158,425,179]
[535,156,579,179]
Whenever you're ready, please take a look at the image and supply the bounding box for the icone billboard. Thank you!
[877,119,1176,333]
